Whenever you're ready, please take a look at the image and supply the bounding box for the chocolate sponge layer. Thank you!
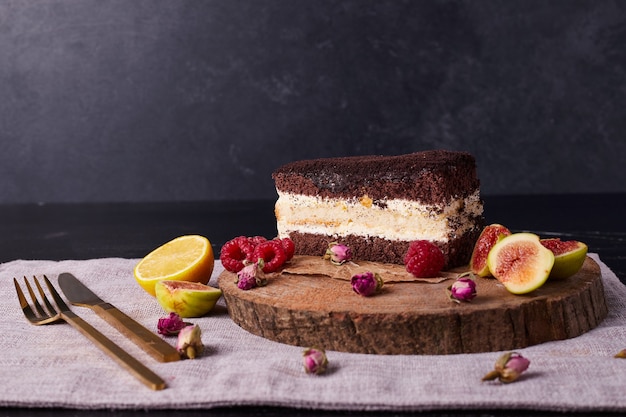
[286,222,483,268]
[272,150,480,205]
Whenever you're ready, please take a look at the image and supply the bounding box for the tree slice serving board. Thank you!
[217,256,607,355]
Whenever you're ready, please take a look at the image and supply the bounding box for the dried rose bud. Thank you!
[303,347,328,375]
[323,242,352,265]
[157,312,189,336]
[482,352,530,383]
[448,274,477,303]
[351,271,384,297]
[614,349,626,358]
[235,260,267,290]
[176,324,204,359]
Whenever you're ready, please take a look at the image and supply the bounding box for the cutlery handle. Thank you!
[61,311,166,390]
[93,303,180,362]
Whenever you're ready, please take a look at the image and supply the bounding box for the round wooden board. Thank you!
[217,256,608,355]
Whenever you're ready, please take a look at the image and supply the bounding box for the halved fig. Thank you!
[469,224,512,277]
[540,238,588,279]
[155,280,222,318]
[486,233,554,294]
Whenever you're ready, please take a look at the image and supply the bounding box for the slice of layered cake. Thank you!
[272,150,484,268]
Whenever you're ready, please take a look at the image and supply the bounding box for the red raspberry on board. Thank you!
[404,240,445,278]
[220,236,255,272]
[252,240,287,273]
[277,237,295,261]
[234,236,256,262]
[248,235,268,247]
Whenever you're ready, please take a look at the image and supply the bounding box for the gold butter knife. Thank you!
[58,272,180,362]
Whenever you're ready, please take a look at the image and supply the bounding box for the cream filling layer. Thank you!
[275,190,483,242]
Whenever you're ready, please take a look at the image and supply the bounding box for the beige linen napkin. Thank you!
[0,254,625,412]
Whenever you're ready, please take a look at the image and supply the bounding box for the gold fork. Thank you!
[14,275,166,390]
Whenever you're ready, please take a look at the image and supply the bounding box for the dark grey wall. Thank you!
[2,0,625,203]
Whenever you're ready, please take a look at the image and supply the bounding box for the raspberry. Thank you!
[234,236,256,261]
[220,236,255,272]
[404,240,445,278]
[248,235,268,247]
[252,240,287,273]
[277,237,295,261]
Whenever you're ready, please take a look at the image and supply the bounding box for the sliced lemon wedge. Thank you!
[134,235,214,296]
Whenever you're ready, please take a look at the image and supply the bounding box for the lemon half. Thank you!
[134,235,214,296]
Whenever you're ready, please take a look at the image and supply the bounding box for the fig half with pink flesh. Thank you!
[487,233,554,294]
[540,238,588,279]
[469,224,512,277]
[155,280,222,318]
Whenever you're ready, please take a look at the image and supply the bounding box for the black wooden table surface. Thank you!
[1,193,624,417]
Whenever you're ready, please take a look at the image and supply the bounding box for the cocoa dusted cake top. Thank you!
[272,150,480,203]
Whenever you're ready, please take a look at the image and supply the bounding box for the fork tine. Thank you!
[23,276,47,317]
[43,275,71,312]
[35,276,58,314]
[14,278,40,322]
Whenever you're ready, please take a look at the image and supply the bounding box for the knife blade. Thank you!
[58,272,180,362]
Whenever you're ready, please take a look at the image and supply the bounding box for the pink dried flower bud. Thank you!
[157,312,189,336]
[176,324,204,359]
[235,260,267,290]
[482,352,530,383]
[503,354,530,375]
[303,347,328,375]
[351,271,384,297]
[448,274,477,303]
[324,242,352,265]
